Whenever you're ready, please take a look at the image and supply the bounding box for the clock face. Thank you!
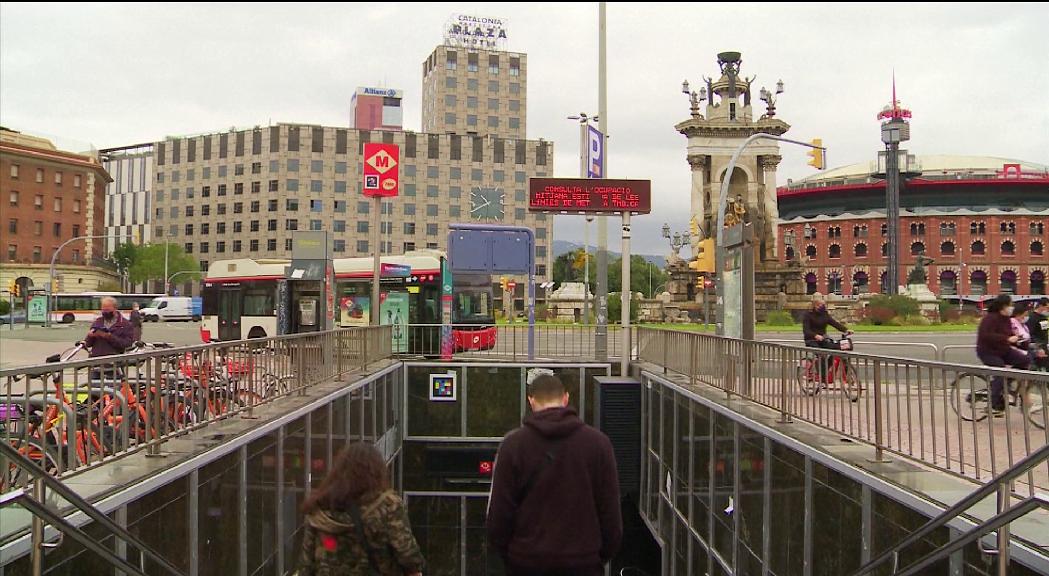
[470,187,505,222]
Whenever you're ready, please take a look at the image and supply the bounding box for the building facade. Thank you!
[100,143,154,255]
[1,128,116,293]
[151,124,554,291]
[350,87,404,131]
[421,45,527,140]
[777,156,1049,297]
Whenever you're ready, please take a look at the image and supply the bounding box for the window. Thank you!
[34,195,43,209]
[488,54,499,74]
[234,202,243,214]
[488,80,499,92]
[333,220,346,232]
[73,174,81,187]
[333,240,346,253]
[286,219,299,231]
[970,222,986,235]
[1032,241,1045,256]
[218,184,227,196]
[358,201,370,214]
[446,76,457,88]
[286,199,299,211]
[426,223,439,236]
[939,222,956,236]
[9,164,18,178]
[286,179,299,192]
[202,186,211,198]
[33,246,42,262]
[404,222,416,235]
[1001,241,1016,256]
[488,116,500,128]
[216,241,226,254]
[971,241,986,255]
[335,181,347,193]
[268,199,278,212]
[426,204,439,217]
[186,206,194,217]
[269,180,278,192]
[910,241,926,256]
[881,243,888,257]
[35,169,44,183]
[234,221,242,233]
[287,159,299,172]
[72,224,79,237]
[73,200,81,214]
[7,219,16,234]
[311,160,323,173]
[357,221,369,234]
[940,241,955,256]
[233,240,242,253]
[404,204,416,216]
[251,221,260,232]
[251,200,260,213]
[251,162,262,174]
[1000,221,1016,234]
[1032,222,1045,236]
[185,224,194,236]
[267,239,277,251]
[310,199,323,212]
[854,243,867,257]
[53,198,62,212]
[8,191,17,206]
[251,181,262,194]
[310,220,322,231]
[450,205,461,217]
[509,118,520,129]
[357,240,369,253]
[200,205,210,216]
[909,222,925,236]
[250,239,259,251]
[217,204,227,215]
[33,221,42,236]
[268,219,277,231]
[427,185,439,198]
[334,200,346,213]
[235,164,244,176]
[805,245,817,259]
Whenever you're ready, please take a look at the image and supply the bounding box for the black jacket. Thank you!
[486,406,622,571]
[802,308,848,341]
[1027,311,1049,346]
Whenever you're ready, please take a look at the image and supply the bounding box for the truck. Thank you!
[140,296,201,322]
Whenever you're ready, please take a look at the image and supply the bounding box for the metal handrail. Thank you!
[0,440,184,575]
[849,443,1049,576]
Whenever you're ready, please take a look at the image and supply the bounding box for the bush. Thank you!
[765,310,795,326]
[867,306,897,326]
[607,292,639,323]
[0,300,9,316]
[868,294,920,318]
[886,316,906,327]
[903,315,932,326]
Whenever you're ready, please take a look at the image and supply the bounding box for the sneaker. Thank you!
[991,408,1006,418]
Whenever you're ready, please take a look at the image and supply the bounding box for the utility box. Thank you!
[593,376,641,498]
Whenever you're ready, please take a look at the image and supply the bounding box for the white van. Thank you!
[140,296,199,322]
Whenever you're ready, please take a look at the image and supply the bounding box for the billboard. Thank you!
[528,178,651,215]
[444,14,508,50]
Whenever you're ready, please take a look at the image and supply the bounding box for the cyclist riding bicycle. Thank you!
[802,293,852,381]
[1025,297,1049,371]
[977,294,1031,416]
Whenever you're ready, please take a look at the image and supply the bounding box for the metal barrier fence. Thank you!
[399,323,633,361]
[637,327,1049,497]
[0,326,392,490]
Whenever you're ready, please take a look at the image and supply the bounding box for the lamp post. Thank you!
[46,234,119,327]
[568,113,599,324]
[759,80,785,118]
[680,80,708,119]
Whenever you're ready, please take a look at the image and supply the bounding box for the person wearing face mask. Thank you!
[1026,297,1049,370]
[977,294,1031,415]
[803,293,852,382]
[84,296,135,358]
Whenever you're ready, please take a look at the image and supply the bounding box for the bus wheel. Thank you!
[62,313,75,324]
[192,315,201,322]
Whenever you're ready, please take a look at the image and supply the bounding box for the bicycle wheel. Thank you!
[951,373,990,422]
[1023,382,1047,430]
[797,357,821,396]
[841,362,862,402]
[4,439,61,489]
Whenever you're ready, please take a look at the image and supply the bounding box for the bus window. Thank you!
[243,288,275,316]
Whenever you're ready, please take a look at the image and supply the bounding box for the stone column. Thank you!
[687,154,708,253]
[760,154,783,261]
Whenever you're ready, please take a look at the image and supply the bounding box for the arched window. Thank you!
[1032,241,1044,256]
[939,270,957,296]
[911,242,926,256]
[940,241,955,256]
[1001,241,1016,256]
[971,241,986,256]
[1001,270,1017,294]
[806,245,817,259]
[829,244,841,259]
[855,243,868,258]
[785,246,796,260]
[881,243,889,257]
[805,273,818,295]
[970,270,988,296]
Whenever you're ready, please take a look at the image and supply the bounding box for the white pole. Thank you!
[596,1,609,361]
[371,196,381,326]
[164,242,169,295]
[580,119,591,324]
[621,212,631,376]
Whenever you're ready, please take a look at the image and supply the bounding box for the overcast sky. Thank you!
[3,3,1047,256]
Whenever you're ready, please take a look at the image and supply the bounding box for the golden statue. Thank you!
[724,194,747,227]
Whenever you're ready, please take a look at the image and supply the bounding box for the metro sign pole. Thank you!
[363,143,400,326]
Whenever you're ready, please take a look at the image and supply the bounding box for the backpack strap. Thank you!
[347,502,382,576]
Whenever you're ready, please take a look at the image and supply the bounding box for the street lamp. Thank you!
[759,79,785,118]
[681,80,708,118]
[568,113,599,323]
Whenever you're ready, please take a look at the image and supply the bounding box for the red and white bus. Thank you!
[201,251,496,353]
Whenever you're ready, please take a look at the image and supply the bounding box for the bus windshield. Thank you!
[455,289,492,323]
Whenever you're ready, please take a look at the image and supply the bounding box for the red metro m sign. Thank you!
[528,178,651,215]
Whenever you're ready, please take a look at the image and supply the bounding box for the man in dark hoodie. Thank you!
[486,373,622,576]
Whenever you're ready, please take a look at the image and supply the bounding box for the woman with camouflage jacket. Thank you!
[296,443,424,576]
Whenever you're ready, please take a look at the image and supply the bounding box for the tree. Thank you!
[111,242,139,276]
[552,248,594,286]
[128,243,197,286]
[608,255,667,299]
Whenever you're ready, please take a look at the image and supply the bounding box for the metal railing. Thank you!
[851,443,1049,576]
[637,327,1049,496]
[397,323,633,361]
[0,441,185,576]
[1,326,392,490]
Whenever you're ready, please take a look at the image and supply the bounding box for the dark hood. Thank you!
[523,406,584,439]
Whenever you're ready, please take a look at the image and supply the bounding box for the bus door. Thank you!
[218,288,243,341]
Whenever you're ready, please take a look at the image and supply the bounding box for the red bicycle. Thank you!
[797,336,863,402]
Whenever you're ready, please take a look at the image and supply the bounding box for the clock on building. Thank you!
[470,186,505,222]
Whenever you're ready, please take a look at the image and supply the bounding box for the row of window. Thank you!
[443,77,522,95]
[154,200,545,221]
[8,164,83,187]
[790,240,1045,260]
[5,245,81,264]
[804,270,1046,297]
[444,95,521,111]
[155,217,547,239]
[7,192,82,213]
[443,51,521,76]
[178,237,549,261]
[7,219,81,238]
[156,127,547,165]
[800,221,1046,240]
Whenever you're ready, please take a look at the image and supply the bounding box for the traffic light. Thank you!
[500,276,508,292]
[807,138,825,170]
[689,238,715,274]
[7,281,17,298]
